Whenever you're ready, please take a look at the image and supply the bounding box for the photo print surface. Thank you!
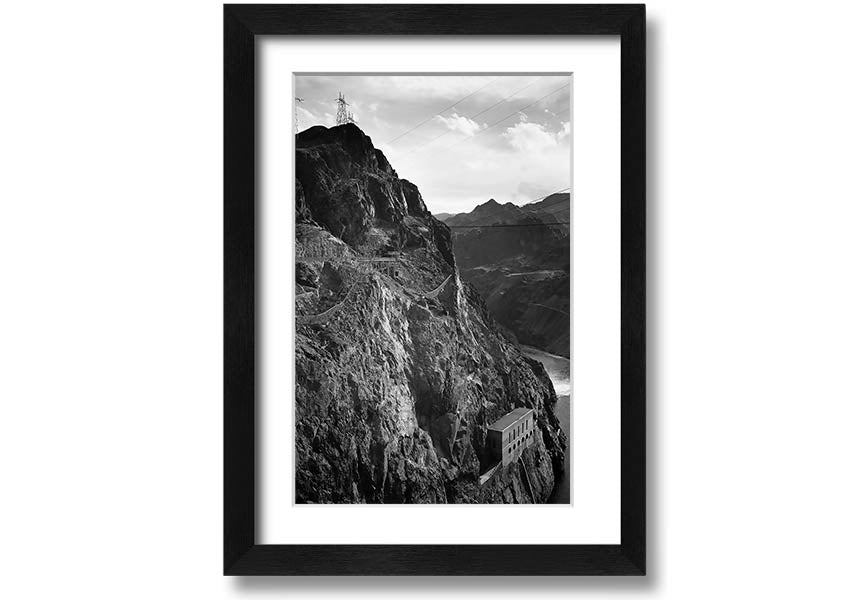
[294,74,571,504]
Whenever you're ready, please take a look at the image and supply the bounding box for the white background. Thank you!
[1,0,849,597]
[260,37,620,544]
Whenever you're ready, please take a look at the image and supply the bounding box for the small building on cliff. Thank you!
[486,407,534,465]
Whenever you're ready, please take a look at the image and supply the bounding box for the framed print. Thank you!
[225,4,645,575]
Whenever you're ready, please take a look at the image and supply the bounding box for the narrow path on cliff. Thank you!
[296,266,371,325]
[528,302,570,317]
[297,253,454,324]
[421,273,453,300]
[505,269,566,278]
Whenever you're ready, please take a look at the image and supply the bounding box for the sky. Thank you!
[294,74,572,215]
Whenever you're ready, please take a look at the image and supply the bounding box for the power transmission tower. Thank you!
[294,96,304,132]
[335,92,356,126]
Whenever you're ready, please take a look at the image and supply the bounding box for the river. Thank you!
[521,345,571,504]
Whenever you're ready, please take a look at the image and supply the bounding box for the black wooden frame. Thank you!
[224,3,645,575]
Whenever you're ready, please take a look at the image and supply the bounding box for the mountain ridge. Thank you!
[442,193,569,228]
[441,193,570,356]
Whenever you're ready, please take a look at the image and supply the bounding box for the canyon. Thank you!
[294,123,568,503]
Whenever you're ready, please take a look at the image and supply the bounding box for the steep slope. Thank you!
[444,195,570,356]
[295,124,567,503]
[522,192,570,227]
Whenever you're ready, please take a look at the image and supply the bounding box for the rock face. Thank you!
[443,195,570,357]
[295,124,567,503]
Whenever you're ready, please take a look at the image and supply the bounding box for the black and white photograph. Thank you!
[293,74,572,503]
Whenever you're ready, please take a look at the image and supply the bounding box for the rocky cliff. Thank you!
[442,196,570,356]
[294,124,567,503]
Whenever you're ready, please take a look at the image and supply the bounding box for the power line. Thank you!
[441,82,571,153]
[400,78,543,156]
[385,78,499,145]
[468,78,542,121]
[522,197,572,211]
[449,222,570,229]
[523,186,571,204]
[527,197,571,209]
[527,186,571,201]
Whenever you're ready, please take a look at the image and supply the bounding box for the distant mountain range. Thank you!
[439,193,569,228]
[441,194,570,356]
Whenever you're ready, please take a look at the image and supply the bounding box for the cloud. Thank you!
[364,75,493,100]
[557,121,572,141]
[299,107,335,128]
[501,121,558,152]
[435,113,481,136]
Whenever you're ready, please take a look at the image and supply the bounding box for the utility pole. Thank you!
[294,97,304,132]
